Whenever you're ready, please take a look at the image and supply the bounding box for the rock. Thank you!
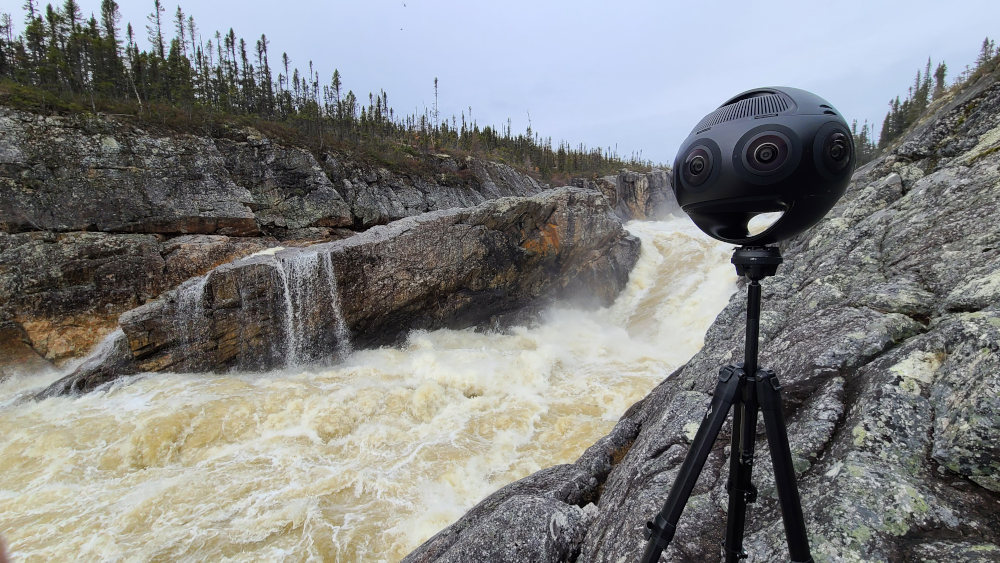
[324,153,546,228]
[0,321,53,381]
[0,107,552,365]
[41,187,639,394]
[404,465,599,563]
[0,107,259,235]
[573,169,680,221]
[0,230,274,364]
[407,74,1000,560]
[216,135,354,232]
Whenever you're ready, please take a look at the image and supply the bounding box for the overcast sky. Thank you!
[17,0,1000,164]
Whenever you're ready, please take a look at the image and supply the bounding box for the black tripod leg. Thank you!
[723,372,760,562]
[757,369,813,563]
[641,365,743,563]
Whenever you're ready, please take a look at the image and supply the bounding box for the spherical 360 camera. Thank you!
[673,87,855,246]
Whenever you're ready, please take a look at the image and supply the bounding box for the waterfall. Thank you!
[173,275,209,352]
[323,252,354,358]
[273,249,352,367]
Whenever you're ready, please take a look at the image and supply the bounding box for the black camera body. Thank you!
[673,87,855,245]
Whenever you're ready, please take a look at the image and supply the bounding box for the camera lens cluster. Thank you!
[672,87,855,246]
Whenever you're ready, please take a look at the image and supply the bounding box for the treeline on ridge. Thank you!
[0,0,652,183]
[852,37,1000,165]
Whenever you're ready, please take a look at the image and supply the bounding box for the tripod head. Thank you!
[731,246,782,282]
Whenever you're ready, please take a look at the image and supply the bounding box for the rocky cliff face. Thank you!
[573,168,680,221]
[41,187,639,395]
[405,76,1000,561]
[0,107,557,366]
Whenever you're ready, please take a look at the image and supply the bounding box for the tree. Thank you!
[0,13,12,78]
[146,0,165,60]
[330,68,341,118]
[174,6,187,58]
[255,34,273,115]
[933,62,947,100]
[851,119,877,165]
[23,0,37,21]
[976,37,996,69]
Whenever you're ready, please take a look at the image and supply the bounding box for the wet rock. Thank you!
[0,230,273,363]
[41,188,639,394]
[0,321,53,381]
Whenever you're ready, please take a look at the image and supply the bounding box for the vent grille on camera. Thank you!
[694,94,789,130]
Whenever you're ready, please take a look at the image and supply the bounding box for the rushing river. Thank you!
[0,218,736,562]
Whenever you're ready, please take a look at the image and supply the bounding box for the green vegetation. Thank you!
[0,1,652,183]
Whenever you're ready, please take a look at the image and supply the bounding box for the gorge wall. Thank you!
[40,187,641,395]
[0,106,669,374]
[405,75,1000,561]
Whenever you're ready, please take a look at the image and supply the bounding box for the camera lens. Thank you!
[823,131,851,171]
[828,133,847,161]
[743,133,789,174]
[754,142,778,164]
[689,155,706,175]
[682,147,712,187]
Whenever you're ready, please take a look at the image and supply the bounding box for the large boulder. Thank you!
[406,75,1000,561]
[41,187,639,395]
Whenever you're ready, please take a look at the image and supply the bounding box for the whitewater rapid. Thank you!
[0,218,737,562]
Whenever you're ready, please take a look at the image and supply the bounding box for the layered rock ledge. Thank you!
[405,77,1000,561]
[0,105,671,368]
[41,187,639,395]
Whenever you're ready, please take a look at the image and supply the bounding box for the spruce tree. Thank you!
[933,62,947,99]
[146,0,164,60]
[976,37,996,69]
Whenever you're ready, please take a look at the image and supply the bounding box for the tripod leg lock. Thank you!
[719,364,741,383]
[644,514,676,543]
[722,542,749,560]
[726,482,758,504]
[756,369,784,412]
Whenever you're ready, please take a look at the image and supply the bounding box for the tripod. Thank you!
[641,246,813,563]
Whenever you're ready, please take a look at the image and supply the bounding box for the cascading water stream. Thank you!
[273,250,352,367]
[0,218,737,562]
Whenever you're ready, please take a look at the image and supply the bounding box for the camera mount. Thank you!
[641,87,853,561]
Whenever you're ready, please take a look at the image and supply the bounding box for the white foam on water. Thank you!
[0,218,736,562]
